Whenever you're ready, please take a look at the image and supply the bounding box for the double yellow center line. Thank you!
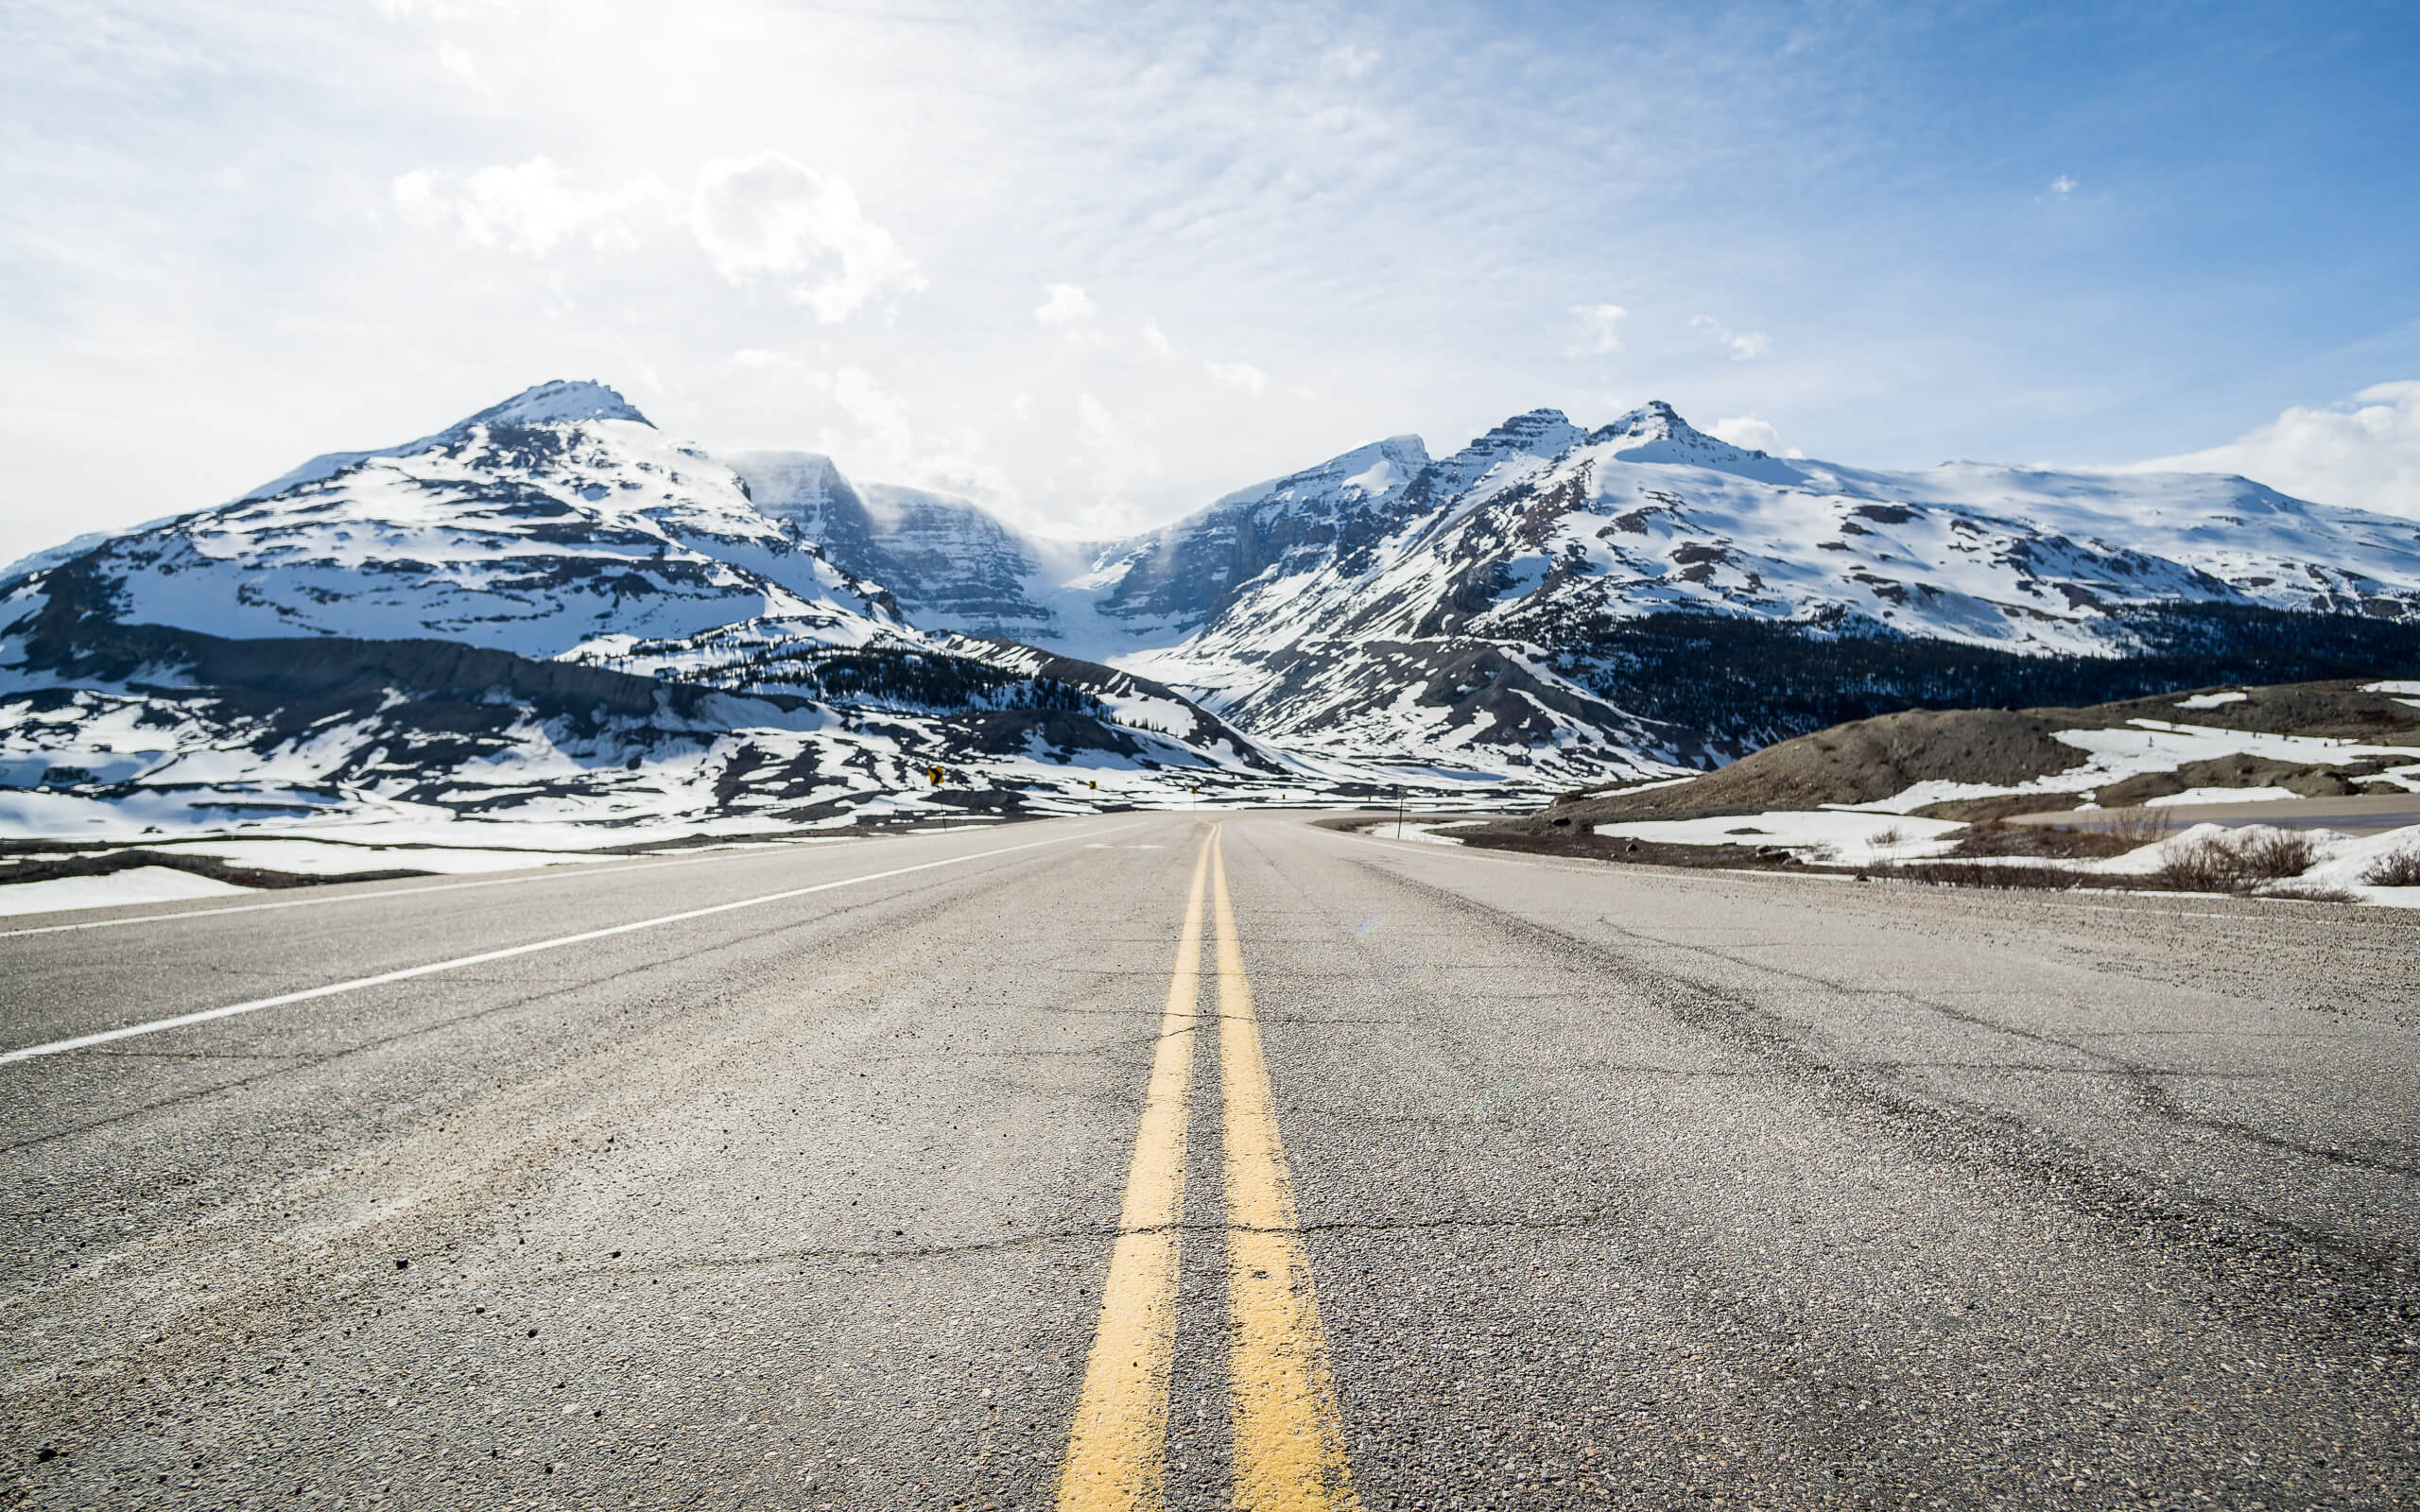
[1057,825,1359,1511]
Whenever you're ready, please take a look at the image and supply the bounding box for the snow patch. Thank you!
[147,839,617,876]
[1596,809,1965,864]
[0,866,251,918]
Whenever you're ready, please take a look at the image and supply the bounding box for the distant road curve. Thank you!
[2012,789,2420,833]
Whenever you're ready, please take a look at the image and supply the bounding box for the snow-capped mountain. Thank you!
[1085,433,1435,644]
[1149,400,2420,662]
[0,383,1340,846]
[751,400,2420,772]
[41,381,905,662]
[9,378,2419,854]
[1106,403,2420,765]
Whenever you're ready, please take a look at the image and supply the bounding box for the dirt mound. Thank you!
[1560,705,2107,819]
[1467,678,2420,849]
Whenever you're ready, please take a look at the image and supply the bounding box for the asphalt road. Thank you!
[2012,791,2420,835]
[5,812,2419,1509]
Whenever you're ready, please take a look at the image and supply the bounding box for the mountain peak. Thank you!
[1462,408,1584,457]
[1583,399,1794,476]
[234,380,654,502]
[460,380,649,430]
[1592,400,1700,444]
[1492,407,1574,437]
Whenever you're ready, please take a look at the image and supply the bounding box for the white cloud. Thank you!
[2049,174,2078,197]
[1566,303,1627,357]
[1074,392,1160,499]
[391,157,657,257]
[806,366,1018,507]
[28,2,2392,561]
[731,348,801,369]
[831,365,914,454]
[2125,380,2420,519]
[389,150,919,324]
[1709,416,1805,457]
[1691,314,1771,361]
[434,43,487,92]
[690,152,921,322]
[1076,392,1119,449]
[1035,283,1097,325]
[1141,318,1172,357]
[1322,44,1380,80]
[1205,359,1268,396]
[372,0,512,17]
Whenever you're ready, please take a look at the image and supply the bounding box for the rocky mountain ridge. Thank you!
[743,393,2420,771]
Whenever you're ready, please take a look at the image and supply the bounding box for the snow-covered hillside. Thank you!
[0,625,1307,847]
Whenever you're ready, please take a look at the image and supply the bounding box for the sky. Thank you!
[3,0,2417,566]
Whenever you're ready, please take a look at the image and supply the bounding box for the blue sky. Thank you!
[3,0,2415,561]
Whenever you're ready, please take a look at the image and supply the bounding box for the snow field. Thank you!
[1586,807,2420,908]
[0,867,251,918]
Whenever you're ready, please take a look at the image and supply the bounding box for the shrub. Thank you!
[2363,848,2420,887]
[2105,807,2174,845]
[2235,829,2319,879]
[2261,885,2357,903]
[2155,835,2246,892]
[1894,862,2091,891]
[2156,827,2320,892]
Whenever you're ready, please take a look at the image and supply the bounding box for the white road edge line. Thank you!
[1,823,1133,1067]
[0,836,908,940]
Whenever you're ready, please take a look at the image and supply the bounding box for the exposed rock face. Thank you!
[727,454,1063,638]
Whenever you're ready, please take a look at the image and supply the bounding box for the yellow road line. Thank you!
[1213,828,1361,1512]
[1056,831,1214,1512]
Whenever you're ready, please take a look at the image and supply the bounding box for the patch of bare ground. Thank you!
[1939,819,2141,861]
[1890,862,2096,890]
[1561,705,2110,818]
[1909,792,2091,822]
[0,848,431,891]
[1364,813,1804,872]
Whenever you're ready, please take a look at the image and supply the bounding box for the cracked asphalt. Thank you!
[4,811,2418,1509]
